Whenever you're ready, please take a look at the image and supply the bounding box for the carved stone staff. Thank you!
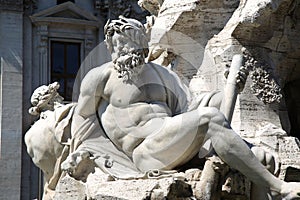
[196,54,244,200]
[221,54,244,123]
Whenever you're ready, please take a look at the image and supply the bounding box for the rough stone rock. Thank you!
[221,170,251,200]
[187,0,300,138]
[86,168,204,200]
[149,0,300,141]
[149,0,239,80]
[54,174,86,200]
[278,137,300,179]
[55,168,202,200]
[87,169,173,200]
[53,160,258,200]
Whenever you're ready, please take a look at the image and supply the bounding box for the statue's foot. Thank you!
[280,182,300,200]
[61,150,90,174]
[61,150,96,182]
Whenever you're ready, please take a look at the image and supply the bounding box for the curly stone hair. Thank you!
[28,82,64,116]
[104,16,149,58]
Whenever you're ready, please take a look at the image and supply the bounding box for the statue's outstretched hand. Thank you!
[235,66,249,93]
[224,64,249,93]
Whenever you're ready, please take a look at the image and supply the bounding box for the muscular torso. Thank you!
[99,63,174,156]
[103,64,167,106]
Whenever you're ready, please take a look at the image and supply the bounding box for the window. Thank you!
[57,0,74,5]
[51,41,80,101]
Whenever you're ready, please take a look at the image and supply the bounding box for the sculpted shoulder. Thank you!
[85,62,114,80]
[78,62,114,101]
[147,62,179,79]
[81,62,114,88]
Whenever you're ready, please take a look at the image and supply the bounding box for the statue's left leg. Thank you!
[207,109,300,200]
[132,107,215,171]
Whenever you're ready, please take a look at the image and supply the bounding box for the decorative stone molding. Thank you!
[95,0,149,22]
[30,2,102,84]
[24,0,37,10]
[0,0,23,11]
[85,38,94,50]
[84,29,95,53]
[30,2,101,28]
[37,24,49,84]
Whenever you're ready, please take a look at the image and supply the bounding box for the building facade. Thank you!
[0,0,147,199]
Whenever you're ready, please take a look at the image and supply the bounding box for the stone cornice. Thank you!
[31,16,100,28]
[30,2,101,28]
[0,0,23,12]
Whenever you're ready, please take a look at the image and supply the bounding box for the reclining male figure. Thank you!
[67,16,300,199]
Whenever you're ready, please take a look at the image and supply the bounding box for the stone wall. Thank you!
[0,5,24,200]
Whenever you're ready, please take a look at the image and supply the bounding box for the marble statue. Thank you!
[25,82,76,199]
[25,16,300,199]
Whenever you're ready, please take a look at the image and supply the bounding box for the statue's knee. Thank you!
[209,107,227,127]
[132,147,151,171]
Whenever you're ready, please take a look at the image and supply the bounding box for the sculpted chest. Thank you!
[103,70,168,107]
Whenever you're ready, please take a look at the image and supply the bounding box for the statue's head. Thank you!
[28,82,64,116]
[104,16,149,82]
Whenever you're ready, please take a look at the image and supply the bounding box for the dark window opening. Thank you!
[51,41,80,101]
[57,0,74,5]
[284,79,300,139]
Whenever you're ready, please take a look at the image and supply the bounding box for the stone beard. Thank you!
[104,16,149,82]
[113,49,146,82]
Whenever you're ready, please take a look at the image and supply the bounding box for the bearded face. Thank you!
[104,17,149,83]
[113,49,145,82]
